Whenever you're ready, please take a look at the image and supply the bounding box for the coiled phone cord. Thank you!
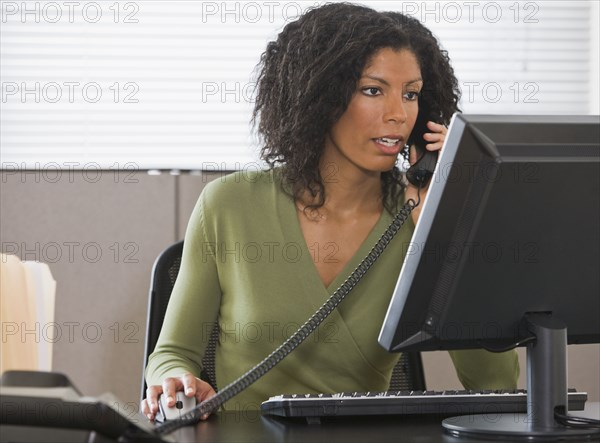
[156,195,419,435]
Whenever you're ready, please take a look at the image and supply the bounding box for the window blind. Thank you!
[1,1,596,170]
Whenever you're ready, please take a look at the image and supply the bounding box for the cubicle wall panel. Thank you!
[0,170,175,406]
[422,345,599,401]
[177,172,225,240]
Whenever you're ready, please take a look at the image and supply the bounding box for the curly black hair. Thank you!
[252,3,461,213]
[383,11,461,160]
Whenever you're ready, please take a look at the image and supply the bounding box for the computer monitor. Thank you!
[379,114,600,439]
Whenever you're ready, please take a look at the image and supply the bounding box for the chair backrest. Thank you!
[141,241,218,402]
[141,241,426,401]
[389,350,426,391]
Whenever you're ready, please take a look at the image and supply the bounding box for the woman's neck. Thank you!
[297,160,384,221]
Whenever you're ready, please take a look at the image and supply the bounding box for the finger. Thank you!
[181,373,197,397]
[141,398,149,416]
[426,120,446,132]
[423,130,446,152]
[425,142,444,151]
[423,132,446,142]
[162,377,183,407]
[146,385,163,414]
[141,398,157,421]
[425,121,447,142]
[425,137,444,149]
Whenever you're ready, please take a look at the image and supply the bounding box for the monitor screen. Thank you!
[379,114,600,353]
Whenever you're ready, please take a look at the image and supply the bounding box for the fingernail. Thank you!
[147,414,152,420]
[186,387,193,394]
[167,396,174,403]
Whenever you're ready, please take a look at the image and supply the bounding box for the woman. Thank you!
[142,3,518,419]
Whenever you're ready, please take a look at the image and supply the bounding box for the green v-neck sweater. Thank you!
[145,169,519,410]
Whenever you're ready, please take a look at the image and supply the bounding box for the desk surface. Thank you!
[168,403,600,443]
[1,402,598,443]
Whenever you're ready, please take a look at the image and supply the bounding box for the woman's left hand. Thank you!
[423,120,447,152]
[408,121,447,166]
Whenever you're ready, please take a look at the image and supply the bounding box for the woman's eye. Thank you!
[405,91,420,101]
[362,87,381,96]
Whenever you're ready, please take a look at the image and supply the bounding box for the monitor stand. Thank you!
[442,313,600,440]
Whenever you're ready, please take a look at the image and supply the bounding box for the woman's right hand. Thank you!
[141,373,217,421]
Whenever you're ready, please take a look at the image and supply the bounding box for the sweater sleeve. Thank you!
[448,349,520,390]
[145,187,222,387]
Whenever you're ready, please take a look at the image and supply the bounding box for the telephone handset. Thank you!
[405,115,440,187]
[406,146,438,187]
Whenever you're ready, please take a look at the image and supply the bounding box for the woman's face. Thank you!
[323,47,422,176]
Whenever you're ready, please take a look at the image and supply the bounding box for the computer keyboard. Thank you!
[261,389,587,419]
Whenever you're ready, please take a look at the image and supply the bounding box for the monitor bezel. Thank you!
[378,113,600,353]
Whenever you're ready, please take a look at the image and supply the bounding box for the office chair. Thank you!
[389,349,425,391]
[141,241,426,402]
[141,241,220,402]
